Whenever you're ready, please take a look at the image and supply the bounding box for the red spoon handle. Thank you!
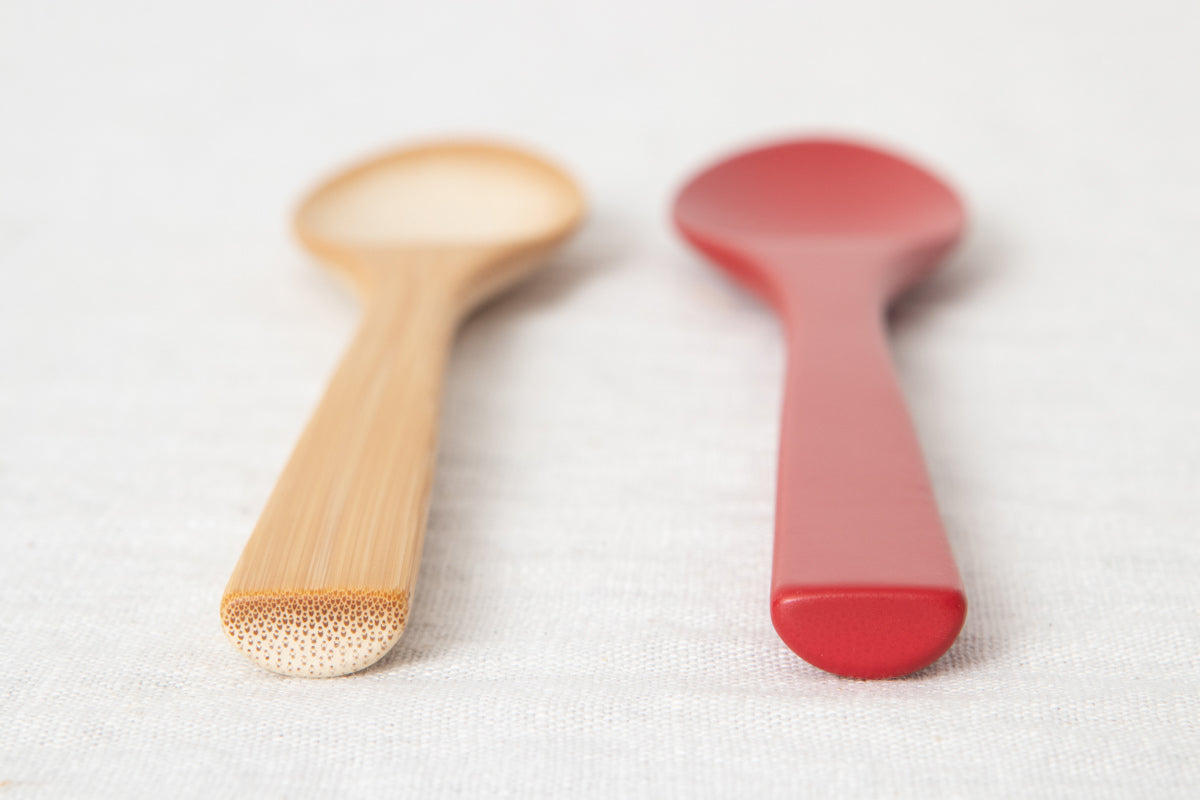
[768,267,965,679]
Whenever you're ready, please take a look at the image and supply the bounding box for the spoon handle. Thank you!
[222,273,456,677]
[769,271,965,679]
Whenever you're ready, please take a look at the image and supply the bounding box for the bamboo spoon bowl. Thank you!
[674,138,967,679]
[222,140,584,677]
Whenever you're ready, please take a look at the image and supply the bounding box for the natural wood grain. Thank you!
[223,142,584,677]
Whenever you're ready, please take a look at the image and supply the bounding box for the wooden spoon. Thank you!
[673,138,967,679]
[222,140,584,677]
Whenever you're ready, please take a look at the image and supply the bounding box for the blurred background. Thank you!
[2,1,1197,797]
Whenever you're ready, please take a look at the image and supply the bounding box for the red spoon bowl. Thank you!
[674,138,968,679]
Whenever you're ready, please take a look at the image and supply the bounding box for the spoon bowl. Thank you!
[295,141,583,301]
[676,139,964,305]
[222,140,583,677]
[674,137,968,679]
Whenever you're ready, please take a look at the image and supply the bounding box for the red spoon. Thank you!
[673,138,968,679]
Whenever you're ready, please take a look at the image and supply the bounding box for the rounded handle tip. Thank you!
[221,588,409,678]
[770,586,966,679]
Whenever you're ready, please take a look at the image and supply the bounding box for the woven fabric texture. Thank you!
[2,1,1198,797]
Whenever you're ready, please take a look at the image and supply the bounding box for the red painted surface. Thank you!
[674,138,968,679]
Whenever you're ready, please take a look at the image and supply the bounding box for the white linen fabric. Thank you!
[1,1,1197,797]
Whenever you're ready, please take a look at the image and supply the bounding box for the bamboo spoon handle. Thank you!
[768,264,965,679]
[221,270,457,677]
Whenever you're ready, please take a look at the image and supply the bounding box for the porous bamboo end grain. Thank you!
[221,588,409,677]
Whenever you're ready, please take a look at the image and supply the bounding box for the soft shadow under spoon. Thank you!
[673,137,967,679]
[222,140,584,677]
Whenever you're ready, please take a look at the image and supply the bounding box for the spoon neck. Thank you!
[352,244,527,322]
[771,268,886,335]
[359,271,462,349]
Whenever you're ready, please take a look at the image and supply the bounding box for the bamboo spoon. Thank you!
[673,138,967,679]
[222,141,584,677]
